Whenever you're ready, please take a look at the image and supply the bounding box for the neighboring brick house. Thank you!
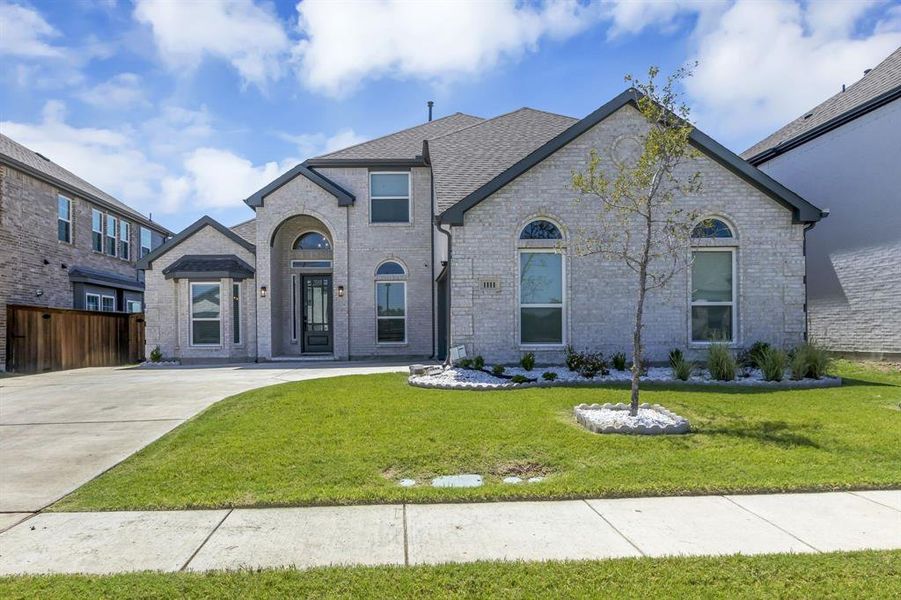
[742,47,900,359]
[0,134,171,370]
[139,90,825,364]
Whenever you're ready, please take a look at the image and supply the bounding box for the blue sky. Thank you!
[2,0,899,232]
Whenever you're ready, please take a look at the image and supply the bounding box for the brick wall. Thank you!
[448,105,808,364]
[0,165,153,369]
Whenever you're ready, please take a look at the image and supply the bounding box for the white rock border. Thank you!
[574,402,691,435]
[408,365,842,391]
[138,360,181,367]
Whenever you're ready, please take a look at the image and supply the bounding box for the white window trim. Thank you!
[369,171,411,224]
[85,293,100,311]
[106,215,118,257]
[232,282,242,346]
[119,221,130,261]
[689,247,738,345]
[126,300,142,313]
[92,209,104,253]
[101,295,116,312]
[518,248,566,348]
[57,195,72,243]
[189,281,222,347]
[375,280,407,345]
[140,226,152,258]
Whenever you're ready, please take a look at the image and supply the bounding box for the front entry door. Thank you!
[301,275,333,353]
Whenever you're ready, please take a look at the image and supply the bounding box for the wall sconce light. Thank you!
[260,286,267,298]
[36,289,44,297]
[337,285,344,298]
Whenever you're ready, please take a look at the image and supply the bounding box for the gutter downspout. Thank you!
[430,167,436,359]
[802,209,829,342]
[435,217,452,365]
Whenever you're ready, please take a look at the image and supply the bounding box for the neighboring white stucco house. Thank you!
[743,47,901,359]
[138,90,825,364]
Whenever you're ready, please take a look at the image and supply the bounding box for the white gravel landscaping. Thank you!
[574,402,691,435]
[408,364,841,390]
[138,360,181,367]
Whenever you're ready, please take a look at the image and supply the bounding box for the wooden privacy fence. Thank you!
[6,304,145,373]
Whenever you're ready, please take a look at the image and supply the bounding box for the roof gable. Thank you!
[438,89,826,225]
[244,164,354,208]
[137,215,255,270]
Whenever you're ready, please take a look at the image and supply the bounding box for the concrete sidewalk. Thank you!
[0,490,898,575]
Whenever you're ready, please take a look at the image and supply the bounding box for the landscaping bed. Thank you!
[50,361,900,512]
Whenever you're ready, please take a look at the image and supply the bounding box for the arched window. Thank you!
[520,220,562,240]
[692,218,733,239]
[293,232,331,250]
[376,261,405,276]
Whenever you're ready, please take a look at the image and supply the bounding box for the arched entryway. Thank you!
[270,215,335,356]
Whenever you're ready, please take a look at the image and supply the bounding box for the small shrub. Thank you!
[564,345,583,372]
[457,357,473,369]
[759,346,787,382]
[611,352,627,371]
[149,345,162,362]
[578,352,609,379]
[492,364,505,376]
[707,343,736,381]
[668,348,683,369]
[520,352,535,371]
[510,374,529,384]
[790,342,832,379]
[670,355,693,381]
[472,355,485,370]
[748,341,771,369]
[542,371,558,381]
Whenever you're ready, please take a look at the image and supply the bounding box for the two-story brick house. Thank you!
[138,90,825,364]
[0,134,171,370]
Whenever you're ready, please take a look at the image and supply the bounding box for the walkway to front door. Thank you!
[300,274,332,354]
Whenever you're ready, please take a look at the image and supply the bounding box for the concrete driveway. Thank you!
[0,362,408,513]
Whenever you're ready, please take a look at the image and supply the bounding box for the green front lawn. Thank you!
[3,551,899,599]
[54,360,901,511]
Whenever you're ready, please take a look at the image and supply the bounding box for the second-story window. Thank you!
[140,226,152,258]
[91,209,104,252]
[120,221,130,260]
[57,195,72,243]
[370,172,410,223]
[106,215,117,256]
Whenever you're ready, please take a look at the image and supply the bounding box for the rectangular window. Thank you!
[232,283,241,345]
[370,172,410,223]
[57,195,71,243]
[119,221,130,260]
[376,281,406,343]
[691,249,735,342]
[106,215,117,256]
[101,295,116,312]
[92,209,104,252]
[140,226,152,258]
[85,293,100,311]
[291,274,298,342]
[191,282,221,345]
[520,251,564,345]
[291,260,332,269]
[126,300,142,313]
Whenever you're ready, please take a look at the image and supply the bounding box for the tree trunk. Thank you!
[631,203,654,417]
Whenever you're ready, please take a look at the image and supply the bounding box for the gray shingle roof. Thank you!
[162,254,255,280]
[314,112,483,161]
[428,108,578,211]
[0,133,171,235]
[742,47,901,161]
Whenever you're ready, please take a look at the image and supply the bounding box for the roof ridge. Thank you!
[427,107,576,143]
[315,112,482,159]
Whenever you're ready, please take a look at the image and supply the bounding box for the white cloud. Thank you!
[133,0,290,87]
[77,73,149,109]
[141,105,215,157]
[0,1,65,59]
[277,128,368,159]
[683,0,901,142]
[293,0,603,97]
[161,148,294,211]
[0,101,167,212]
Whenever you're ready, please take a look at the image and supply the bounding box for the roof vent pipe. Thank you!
[864,68,872,75]
[427,100,434,122]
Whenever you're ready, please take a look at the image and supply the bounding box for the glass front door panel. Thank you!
[302,276,332,352]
